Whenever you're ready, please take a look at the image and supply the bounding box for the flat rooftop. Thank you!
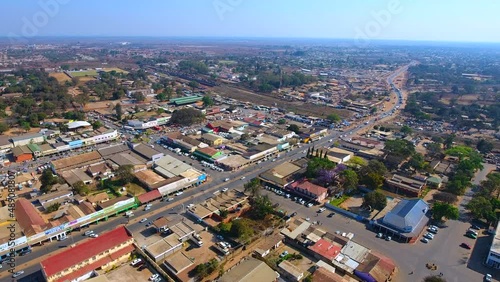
[163,252,194,274]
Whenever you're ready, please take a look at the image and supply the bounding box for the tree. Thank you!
[305,157,335,178]
[362,172,384,190]
[244,178,262,197]
[363,191,387,210]
[250,195,274,220]
[360,160,387,178]
[21,121,31,132]
[116,165,135,184]
[40,169,58,193]
[451,85,459,94]
[156,92,168,102]
[230,218,254,243]
[91,120,103,130]
[278,119,286,124]
[384,139,415,158]
[73,181,90,196]
[0,122,8,133]
[326,113,341,123]
[288,124,301,134]
[400,125,413,135]
[202,95,214,107]
[46,203,61,213]
[463,84,475,94]
[347,156,367,168]
[219,209,229,219]
[341,169,359,192]
[75,93,90,107]
[423,275,447,282]
[132,92,146,102]
[370,107,377,114]
[170,108,205,126]
[443,134,455,149]
[476,139,493,154]
[194,258,218,277]
[432,192,458,204]
[115,103,123,120]
[240,133,250,141]
[466,196,498,223]
[432,202,459,221]
[427,142,443,159]
[188,81,199,92]
[407,153,426,171]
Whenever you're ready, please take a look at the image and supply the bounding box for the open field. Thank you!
[69,70,98,77]
[102,67,129,74]
[218,60,237,65]
[49,72,71,83]
[213,84,351,118]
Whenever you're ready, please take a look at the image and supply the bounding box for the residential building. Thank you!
[218,257,278,282]
[254,234,284,258]
[40,226,134,282]
[287,179,328,203]
[279,260,304,281]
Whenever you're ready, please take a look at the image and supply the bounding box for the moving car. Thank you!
[460,243,471,249]
[140,218,148,223]
[12,270,24,278]
[84,230,94,236]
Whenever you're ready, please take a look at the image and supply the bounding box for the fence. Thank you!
[324,203,366,221]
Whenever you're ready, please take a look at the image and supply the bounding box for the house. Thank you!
[218,257,278,282]
[201,133,225,146]
[12,145,33,162]
[287,180,328,203]
[278,260,304,282]
[254,234,284,257]
[87,192,110,207]
[373,199,430,243]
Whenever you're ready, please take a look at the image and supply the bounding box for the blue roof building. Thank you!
[373,199,430,243]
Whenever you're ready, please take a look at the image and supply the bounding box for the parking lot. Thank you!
[105,261,159,282]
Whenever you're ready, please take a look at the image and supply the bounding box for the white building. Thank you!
[486,222,500,269]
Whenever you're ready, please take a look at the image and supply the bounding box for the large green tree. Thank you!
[170,108,205,126]
[363,191,387,210]
[305,157,335,178]
[341,169,359,191]
[431,202,459,221]
[116,165,135,184]
[40,169,58,193]
[243,178,262,197]
[250,195,274,220]
[230,218,254,243]
[476,139,493,154]
[202,95,214,107]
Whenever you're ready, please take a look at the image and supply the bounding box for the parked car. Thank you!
[131,258,142,266]
[89,233,98,238]
[175,191,183,196]
[421,238,429,243]
[279,251,289,258]
[465,232,477,239]
[222,188,228,192]
[423,233,434,240]
[327,212,336,218]
[376,233,383,238]
[470,224,481,230]
[306,203,313,208]
[385,236,392,241]
[318,207,326,213]
[460,243,471,249]
[427,227,438,234]
[485,274,492,282]
[149,274,160,281]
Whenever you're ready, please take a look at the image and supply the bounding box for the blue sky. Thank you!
[2,0,500,42]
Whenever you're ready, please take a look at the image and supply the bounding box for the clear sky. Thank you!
[2,0,500,42]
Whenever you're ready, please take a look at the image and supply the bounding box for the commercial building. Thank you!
[218,257,279,282]
[152,155,206,195]
[169,95,203,106]
[187,190,248,222]
[193,146,225,163]
[127,116,170,129]
[130,143,164,163]
[327,147,353,164]
[50,151,102,173]
[287,179,328,203]
[259,162,304,188]
[372,199,430,243]
[11,133,45,147]
[12,145,33,162]
[486,221,500,269]
[201,133,225,146]
[40,226,134,282]
[385,174,427,197]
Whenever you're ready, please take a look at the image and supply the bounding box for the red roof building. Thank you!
[40,226,134,282]
[308,239,341,262]
[288,179,328,202]
[137,189,161,204]
[14,198,47,236]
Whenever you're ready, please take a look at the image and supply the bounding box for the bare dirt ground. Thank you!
[49,72,71,83]
[213,84,351,118]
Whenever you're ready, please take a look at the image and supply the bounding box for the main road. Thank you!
[6,63,415,281]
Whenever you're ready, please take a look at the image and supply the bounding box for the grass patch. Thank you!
[102,67,129,74]
[329,195,349,207]
[69,70,98,77]
[125,183,147,196]
[420,187,431,199]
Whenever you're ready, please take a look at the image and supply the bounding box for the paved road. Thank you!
[5,64,415,280]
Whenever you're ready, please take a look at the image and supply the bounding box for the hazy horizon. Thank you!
[2,0,500,43]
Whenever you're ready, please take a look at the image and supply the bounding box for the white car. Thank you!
[149,274,160,281]
[240,176,246,180]
[224,178,230,182]
[140,218,148,223]
[222,188,229,192]
[318,207,326,213]
[131,258,142,266]
[89,233,99,238]
[175,191,183,196]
